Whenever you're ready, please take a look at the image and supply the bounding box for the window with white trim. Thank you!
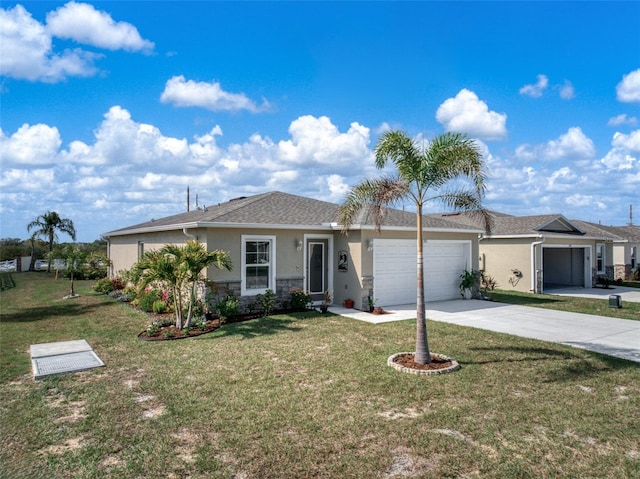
[631,246,637,269]
[241,235,276,296]
[596,243,605,273]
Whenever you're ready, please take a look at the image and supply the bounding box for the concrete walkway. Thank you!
[330,300,640,363]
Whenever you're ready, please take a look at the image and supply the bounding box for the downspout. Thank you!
[183,228,198,241]
[531,235,545,293]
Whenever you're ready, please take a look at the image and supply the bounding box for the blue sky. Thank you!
[1,1,639,242]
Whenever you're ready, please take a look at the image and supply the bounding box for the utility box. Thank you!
[608,295,622,309]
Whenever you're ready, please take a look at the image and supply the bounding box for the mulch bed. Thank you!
[138,319,223,341]
[137,308,311,341]
[391,353,454,371]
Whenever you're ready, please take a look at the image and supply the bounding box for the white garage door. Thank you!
[373,240,470,306]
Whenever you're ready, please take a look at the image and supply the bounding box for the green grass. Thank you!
[1,273,639,478]
[487,289,640,321]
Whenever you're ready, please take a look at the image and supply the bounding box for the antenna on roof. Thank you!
[630,204,634,226]
[187,185,190,212]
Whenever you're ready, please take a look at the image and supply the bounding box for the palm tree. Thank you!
[339,130,490,364]
[133,241,232,329]
[27,211,77,272]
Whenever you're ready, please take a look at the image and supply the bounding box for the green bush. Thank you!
[93,277,115,294]
[289,288,312,310]
[138,289,161,312]
[152,300,168,314]
[216,294,240,321]
[257,289,276,317]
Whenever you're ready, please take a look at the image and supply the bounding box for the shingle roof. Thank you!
[104,191,483,237]
[429,211,622,240]
[573,222,640,242]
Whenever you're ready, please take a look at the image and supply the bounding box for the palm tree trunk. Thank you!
[173,286,183,330]
[414,204,431,364]
[48,230,54,273]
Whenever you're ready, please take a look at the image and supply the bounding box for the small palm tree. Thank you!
[340,130,490,364]
[133,241,232,329]
[27,211,76,272]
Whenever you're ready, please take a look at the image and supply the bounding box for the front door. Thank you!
[307,240,328,301]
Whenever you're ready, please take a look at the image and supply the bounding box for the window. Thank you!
[631,246,637,269]
[596,243,605,273]
[241,235,276,295]
[137,241,144,260]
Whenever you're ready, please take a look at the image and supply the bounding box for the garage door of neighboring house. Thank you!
[542,247,586,289]
[373,240,471,306]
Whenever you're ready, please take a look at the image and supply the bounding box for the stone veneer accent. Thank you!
[360,276,374,311]
[208,277,304,311]
[614,264,631,281]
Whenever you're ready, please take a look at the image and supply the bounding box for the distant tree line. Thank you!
[0,237,107,262]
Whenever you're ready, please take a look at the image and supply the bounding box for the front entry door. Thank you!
[307,241,328,301]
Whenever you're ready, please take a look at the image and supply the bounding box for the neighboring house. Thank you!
[578,223,640,280]
[103,191,484,310]
[430,211,621,293]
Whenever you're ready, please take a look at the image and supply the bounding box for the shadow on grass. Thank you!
[466,345,576,364]
[0,301,103,323]
[198,312,323,340]
[490,292,562,306]
[466,345,639,382]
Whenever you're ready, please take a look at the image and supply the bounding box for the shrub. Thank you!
[94,277,115,294]
[138,288,162,312]
[216,294,240,321]
[289,288,312,310]
[152,300,168,314]
[257,289,276,317]
[632,267,640,281]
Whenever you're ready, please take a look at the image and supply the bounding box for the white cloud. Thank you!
[0,2,152,82]
[0,123,62,165]
[519,74,548,98]
[558,80,575,100]
[0,4,99,82]
[0,168,56,191]
[278,115,372,167]
[46,2,154,52]
[616,69,640,103]
[544,127,596,160]
[608,114,638,127]
[435,89,507,141]
[611,130,640,153]
[600,130,639,171]
[160,76,270,113]
[0,109,378,238]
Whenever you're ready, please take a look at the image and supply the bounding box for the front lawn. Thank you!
[488,289,640,321]
[1,273,639,478]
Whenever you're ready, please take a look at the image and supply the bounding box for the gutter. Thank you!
[531,235,545,293]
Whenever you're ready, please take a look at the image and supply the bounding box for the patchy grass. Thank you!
[488,289,640,321]
[1,273,639,478]
[621,280,640,289]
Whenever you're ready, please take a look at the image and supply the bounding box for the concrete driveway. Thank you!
[332,299,640,363]
[547,285,640,303]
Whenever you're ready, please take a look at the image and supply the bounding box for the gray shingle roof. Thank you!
[429,211,623,240]
[104,191,483,237]
[573,222,640,242]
